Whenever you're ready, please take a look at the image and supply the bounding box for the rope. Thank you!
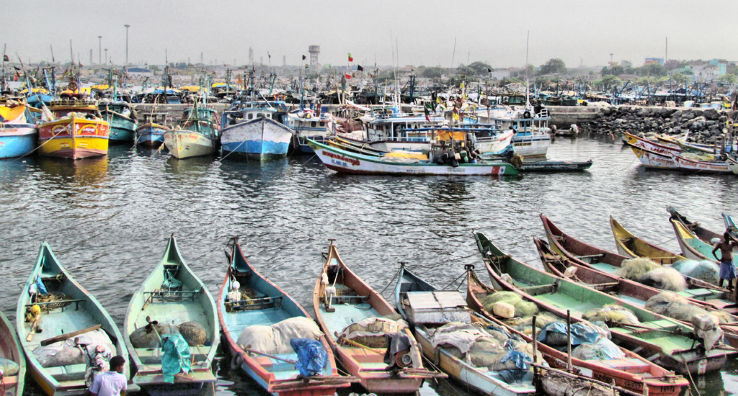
[682,355,700,396]
[379,265,403,294]
[442,270,467,291]
[18,125,69,158]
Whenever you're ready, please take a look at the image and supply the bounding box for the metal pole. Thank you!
[124,24,130,65]
[566,309,572,372]
[97,36,102,64]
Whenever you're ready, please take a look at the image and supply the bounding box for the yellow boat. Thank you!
[38,101,110,159]
[610,215,686,265]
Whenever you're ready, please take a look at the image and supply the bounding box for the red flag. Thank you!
[345,73,351,79]
[347,52,353,62]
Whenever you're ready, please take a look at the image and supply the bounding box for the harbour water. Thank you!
[2,136,737,395]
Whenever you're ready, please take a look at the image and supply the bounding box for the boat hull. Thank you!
[0,312,25,396]
[671,154,732,173]
[310,139,517,176]
[38,117,110,159]
[0,124,37,158]
[164,130,215,159]
[221,118,292,159]
[108,123,136,143]
[136,124,168,148]
[512,131,550,158]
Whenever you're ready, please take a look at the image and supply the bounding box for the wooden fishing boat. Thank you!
[670,217,736,264]
[0,311,25,396]
[38,101,110,159]
[312,241,438,393]
[0,104,37,158]
[17,242,131,395]
[518,159,592,173]
[100,101,137,144]
[667,207,723,247]
[541,213,726,293]
[308,138,518,176]
[217,239,352,395]
[473,231,735,376]
[610,216,686,265]
[220,117,293,160]
[136,112,171,148]
[123,235,219,395]
[394,264,536,396]
[465,267,688,396]
[670,153,733,174]
[622,132,680,169]
[723,212,737,238]
[163,105,220,159]
[534,238,738,345]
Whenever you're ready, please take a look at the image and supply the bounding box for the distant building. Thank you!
[644,57,664,66]
[309,45,320,69]
[127,67,153,77]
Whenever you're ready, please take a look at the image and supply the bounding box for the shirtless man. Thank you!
[713,231,738,291]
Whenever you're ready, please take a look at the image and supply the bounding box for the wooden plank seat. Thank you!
[591,282,620,292]
[136,347,209,364]
[45,363,88,381]
[521,283,557,295]
[227,296,282,311]
[143,289,200,303]
[332,295,368,304]
[26,299,85,312]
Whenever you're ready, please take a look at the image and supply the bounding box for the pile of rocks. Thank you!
[578,106,736,143]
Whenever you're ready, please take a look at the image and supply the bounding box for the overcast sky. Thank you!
[5,0,737,69]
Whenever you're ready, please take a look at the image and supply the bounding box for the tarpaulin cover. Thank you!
[290,338,327,377]
[497,350,532,383]
[161,333,191,383]
[537,322,602,347]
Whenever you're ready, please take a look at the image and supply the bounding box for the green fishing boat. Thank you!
[16,243,132,395]
[473,231,735,376]
[123,235,219,395]
[0,311,25,396]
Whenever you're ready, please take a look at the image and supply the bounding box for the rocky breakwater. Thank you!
[579,106,737,143]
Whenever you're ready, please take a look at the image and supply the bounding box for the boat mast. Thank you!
[525,30,530,110]
[1,44,6,93]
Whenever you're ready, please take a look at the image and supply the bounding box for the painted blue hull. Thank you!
[136,126,166,147]
[0,125,37,159]
[222,140,290,158]
[109,126,136,143]
[295,135,327,153]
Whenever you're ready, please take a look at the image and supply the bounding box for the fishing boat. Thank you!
[0,311,25,396]
[473,231,734,375]
[533,238,738,345]
[38,100,110,159]
[123,235,219,395]
[610,216,686,265]
[217,239,352,395]
[394,264,537,396]
[725,212,738,238]
[163,104,220,159]
[100,101,137,144]
[669,153,733,174]
[669,216,735,264]
[362,111,446,153]
[667,207,723,246]
[466,266,689,396]
[285,109,334,153]
[136,112,171,148]
[312,241,438,393]
[17,242,132,395]
[0,103,37,158]
[518,159,592,172]
[220,117,293,160]
[308,139,518,176]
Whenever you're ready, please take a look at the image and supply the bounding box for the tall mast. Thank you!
[525,30,530,109]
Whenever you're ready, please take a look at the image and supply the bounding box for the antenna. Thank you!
[525,30,530,109]
[450,37,457,69]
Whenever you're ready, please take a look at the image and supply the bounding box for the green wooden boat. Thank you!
[124,235,219,395]
[16,242,131,395]
[473,231,735,376]
[0,311,25,396]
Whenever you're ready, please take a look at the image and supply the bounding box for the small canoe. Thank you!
[465,266,688,396]
[670,217,736,264]
[541,213,727,293]
[394,265,537,396]
[518,159,592,173]
[17,242,131,395]
[610,216,686,265]
[667,207,722,246]
[0,311,25,396]
[473,231,735,376]
[534,238,738,346]
[312,241,438,394]
[124,235,219,395]
[217,240,352,395]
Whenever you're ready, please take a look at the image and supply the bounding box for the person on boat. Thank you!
[713,231,738,291]
[89,355,127,396]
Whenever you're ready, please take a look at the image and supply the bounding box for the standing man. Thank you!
[90,355,127,396]
[713,231,738,291]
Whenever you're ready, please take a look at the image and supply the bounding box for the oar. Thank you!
[25,316,41,342]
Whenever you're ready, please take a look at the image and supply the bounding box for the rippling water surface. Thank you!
[2,137,737,395]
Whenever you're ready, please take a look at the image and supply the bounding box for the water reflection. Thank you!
[38,156,109,186]
[0,157,32,183]
[165,155,216,175]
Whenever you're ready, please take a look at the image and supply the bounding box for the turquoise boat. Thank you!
[671,217,737,264]
[217,239,351,395]
[0,311,25,396]
[100,101,137,143]
[394,264,537,396]
[473,231,736,376]
[123,235,219,395]
[16,242,132,395]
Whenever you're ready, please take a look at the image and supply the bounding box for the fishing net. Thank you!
[537,321,610,348]
[337,317,405,348]
[129,322,179,348]
[639,267,687,291]
[513,300,539,318]
[541,368,614,396]
[481,291,522,308]
[34,329,115,368]
[619,258,659,281]
[178,321,208,346]
[571,337,624,360]
[672,259,720,284]
[504,312,559,336]
[645,291,731,324]
[237,316,324,354]
[33,292,71,312]
[583,304,640,326]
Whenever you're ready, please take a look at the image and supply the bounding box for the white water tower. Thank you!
[309,45,320,68]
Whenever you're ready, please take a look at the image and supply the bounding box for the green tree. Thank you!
[466,61,493,76]
[419,66,443,79]
[599,75,621,90]
[671,73,689,85]
[539,58,566,75]
[635,63,666,77]
[718,74,737,85]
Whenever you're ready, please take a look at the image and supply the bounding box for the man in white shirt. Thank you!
[90,355,127,396]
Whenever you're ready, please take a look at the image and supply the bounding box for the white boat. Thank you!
[221,117,293,159]
[163,106,220,159]
[363,110,446,153]
[285,109,334,153]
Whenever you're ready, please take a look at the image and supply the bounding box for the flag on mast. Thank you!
[347,52,353,62]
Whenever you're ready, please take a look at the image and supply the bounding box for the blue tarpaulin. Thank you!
[498,350,533,383]
[290,338,327,377]
[161,333,191,383]
[537,322,602,347]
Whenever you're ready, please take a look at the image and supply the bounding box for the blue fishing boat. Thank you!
[0,104,37,158]
[217,239,351,395]
[136,112,171,148]
[221,116,293,160]
[100,101,137,143]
